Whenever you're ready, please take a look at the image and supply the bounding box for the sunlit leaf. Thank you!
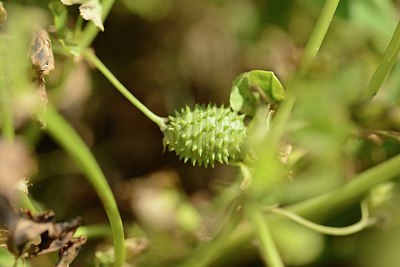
[60,0,104,31]
[79,0,104,32]
[230,70,285,117]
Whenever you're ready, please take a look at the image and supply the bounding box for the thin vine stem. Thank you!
[79,0,115,48]
[298,0,341,75]
[83,49,167,129]
[45,105,125,267]
[268,201,375,236]
[245,202,285,267]
[289,153,400,219]
[363,18,400,101]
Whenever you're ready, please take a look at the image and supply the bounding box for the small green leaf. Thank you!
[230,70,285,116]
[230,74,248,112]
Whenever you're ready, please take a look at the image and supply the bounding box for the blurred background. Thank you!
[2,0,400,266]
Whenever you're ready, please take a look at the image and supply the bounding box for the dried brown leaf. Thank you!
[55,235,87,267]
[79,0,104,31]
[29,27,52,128]
[18,214,82,258]
[30,28,55,76]
[60,0,104,31]
[1,205,85,267]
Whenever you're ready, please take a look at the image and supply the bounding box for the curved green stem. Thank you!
[298,0,341,75]
[82,49,167,129]
[289,153,400,219]
[245,202,285,267]
[45,105,125,267]
[363,19,400,101]
[79,0,115,48]
[268,201,375,236]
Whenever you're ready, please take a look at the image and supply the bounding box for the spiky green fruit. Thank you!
[162,104,247,167]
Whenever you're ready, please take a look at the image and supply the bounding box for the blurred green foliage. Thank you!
[1,0,400,266]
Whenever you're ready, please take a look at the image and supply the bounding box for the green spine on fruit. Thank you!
[162,104,247,167]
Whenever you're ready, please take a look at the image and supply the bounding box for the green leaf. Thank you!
[230,70,285,116]
[49,0,68,37]
[230,73,250,113]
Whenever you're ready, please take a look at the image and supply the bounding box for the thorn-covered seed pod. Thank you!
[162,104,247,167]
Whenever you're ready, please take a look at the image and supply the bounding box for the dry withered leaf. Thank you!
[0,197,85,266]
[55,235,87,267]
[29,27,53,128]
[0,1,6,28]
[0,194,86,267]
[79,0,104,31]
[30,28,55,76]
[61,0,104,31]
[15,212,82,258]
